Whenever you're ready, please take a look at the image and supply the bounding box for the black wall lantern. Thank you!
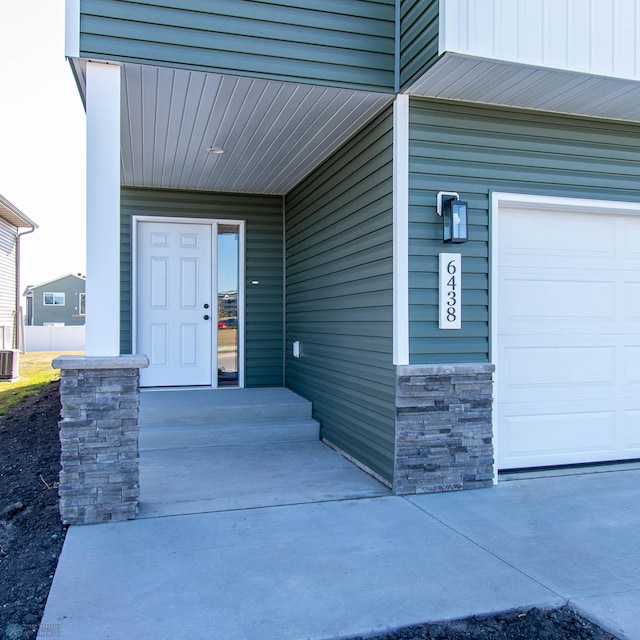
[437,191,468,243]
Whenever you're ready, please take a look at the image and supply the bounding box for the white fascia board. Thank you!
[86,62,121,356]
[65,0,80,58]
[393,94,409,366]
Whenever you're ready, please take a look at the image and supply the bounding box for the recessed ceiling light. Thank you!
[207,146,225,154]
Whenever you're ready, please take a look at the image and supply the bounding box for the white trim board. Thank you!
[490,191,640,482]
[85,62,121,356]
[65,0,80,58]
[393,94,409,366]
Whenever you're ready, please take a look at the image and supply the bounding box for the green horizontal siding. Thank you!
[409,98,640,364]
[80,0,395,92]
[400,0,439,90]
[285,106,395,483]
[120,187,284,387]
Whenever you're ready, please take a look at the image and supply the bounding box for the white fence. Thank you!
[24,325,86,352]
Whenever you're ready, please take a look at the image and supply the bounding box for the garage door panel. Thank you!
[624,219,640,258]
[625,283,640,319]
[500,411,616,468]
[501,279,614,322]
[497,204,640,469]
[500,209,615,260]
[502,346,614,388]
[625,347,640,384]
[624,411,640,449]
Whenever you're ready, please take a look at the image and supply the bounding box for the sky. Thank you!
[0,0,86,295]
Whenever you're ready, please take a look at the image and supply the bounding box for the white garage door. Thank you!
[497,203,640,469]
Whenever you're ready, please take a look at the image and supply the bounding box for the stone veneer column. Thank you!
[394,363,495,494]
[52,356,149,525]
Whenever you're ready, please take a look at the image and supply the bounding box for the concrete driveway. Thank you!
[39,466,640,640]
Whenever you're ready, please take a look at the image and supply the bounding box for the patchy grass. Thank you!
[0,351,83,416]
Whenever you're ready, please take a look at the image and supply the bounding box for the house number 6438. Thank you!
[439,253,461,330]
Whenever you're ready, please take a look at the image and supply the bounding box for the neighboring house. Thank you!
[0,194,37,350]
[217,291,238,319]
[24,274,86,326]
[64,0,640,493]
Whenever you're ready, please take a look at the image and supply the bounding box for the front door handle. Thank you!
[204,315,210,320]
[204,303,210,309]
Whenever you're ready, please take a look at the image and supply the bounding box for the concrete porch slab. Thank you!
[40,467,640,640]
[39,496,561,640]
[139,387,312,425]
[406,469,640,601]
[571,590,640,640]
[138,441,390,517]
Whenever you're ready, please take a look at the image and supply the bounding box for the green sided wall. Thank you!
[400,0,439,91]
[285,107,395,483]
[409,98,640,364]
[79,0,395,93]
[120,187,284,387]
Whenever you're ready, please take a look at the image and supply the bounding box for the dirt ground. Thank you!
[0,383,619,640]
[0,381,66,639]
[350,607,617,640]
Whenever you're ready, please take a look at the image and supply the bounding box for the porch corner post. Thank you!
[393,94,409,366]
[85,61,121,356]
[52,355,148,525]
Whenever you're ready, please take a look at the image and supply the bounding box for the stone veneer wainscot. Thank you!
[52,355,148,525]
[394,364,495,494]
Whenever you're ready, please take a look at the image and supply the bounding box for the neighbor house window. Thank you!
[79,292,86,315]
[43,292,65,306]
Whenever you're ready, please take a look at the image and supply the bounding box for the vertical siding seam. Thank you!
[394,0,401,92]
[282,194,286,386]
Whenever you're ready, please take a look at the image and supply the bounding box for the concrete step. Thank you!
[140,417,320,450]
[139,388,312,426]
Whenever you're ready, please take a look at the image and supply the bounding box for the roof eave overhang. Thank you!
[0,194,38,230]
[407,53,640,124]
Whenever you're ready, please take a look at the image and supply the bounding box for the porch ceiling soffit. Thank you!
[120,63,393,195]
[408,54,640,123]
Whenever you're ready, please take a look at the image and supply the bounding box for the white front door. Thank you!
[497,204,640,469]
[137,221,213,386]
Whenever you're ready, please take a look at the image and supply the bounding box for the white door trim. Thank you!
[490,191,640,481]
[132,215,245,388]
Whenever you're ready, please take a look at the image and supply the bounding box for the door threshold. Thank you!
[140,386,243,392]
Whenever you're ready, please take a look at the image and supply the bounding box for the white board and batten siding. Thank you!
[495,196,640,470]
[0,219,17,349]
[441,0,640,82]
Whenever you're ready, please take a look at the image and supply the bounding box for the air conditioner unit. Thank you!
[0,350,19,381]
